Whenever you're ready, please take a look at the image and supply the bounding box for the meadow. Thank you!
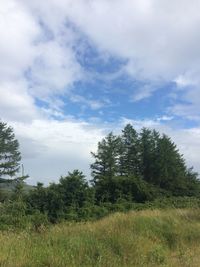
[1,209,200,267]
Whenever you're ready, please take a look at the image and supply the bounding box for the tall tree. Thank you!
[154,134,188,192]
[91,132,121,182]
[139,128,160,183]
[119,124,140,176]
[91,125,200,202]
[0,121,21,178]
[91,132,121,202]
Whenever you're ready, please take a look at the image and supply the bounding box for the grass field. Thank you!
[1,209,200,267]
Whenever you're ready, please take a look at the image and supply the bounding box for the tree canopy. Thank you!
[91,124,199,202]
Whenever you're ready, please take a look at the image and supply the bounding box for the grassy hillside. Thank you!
[1,209,200,267]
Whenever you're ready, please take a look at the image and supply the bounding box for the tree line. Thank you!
[0,120,200,229]
[91,124,199,202]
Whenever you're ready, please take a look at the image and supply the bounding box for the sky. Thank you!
[1,0,200,184]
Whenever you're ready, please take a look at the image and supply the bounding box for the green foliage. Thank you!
[93,175,158,204]
[91,124,200,203]
[27,182,48,213]
[40,182,65,222]
[0,199,50,231]
[0,200,28,230]
[0,122,200,229]
[139,128,160,183]
[29,210,49,232]
[91,132,121,181]
[154,134,186,190]
[58,170,93,208]
[119,124,140,176]
[26,170,95,222]
[12,175,29,201]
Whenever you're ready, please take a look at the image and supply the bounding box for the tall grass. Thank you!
[1,209,200,266]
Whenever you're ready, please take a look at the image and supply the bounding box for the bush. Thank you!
[0,201,29,230]
[29,210,49,232]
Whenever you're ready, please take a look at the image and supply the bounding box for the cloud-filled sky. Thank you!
[1,0,200,184]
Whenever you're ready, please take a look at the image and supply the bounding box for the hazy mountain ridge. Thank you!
[0,178,34,193]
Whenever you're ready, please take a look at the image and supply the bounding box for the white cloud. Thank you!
[10,119,105,184]
[62,0,200,80]
[16,0,200,84]
[2,0,200,110]
[131,84,158,102]
[69,94,108,110]
[62,0,200,109]
[156,116,173,122]
[169,80,200,120]
[0,0,40,80]
[0,0,84,113]
[0,0,104,183]
[0,80,38,122]
[29,40,83,100]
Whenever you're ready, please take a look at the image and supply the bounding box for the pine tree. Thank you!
[91,132,121,182]
[27,182,48,213]
[91,125,199,202]
[0,121,21,178]
[59,170,91,208]
[155,134,188,192]
[119,124,140,176]
[139,128,160,183]
[12,175,29,201]
[91,132,121,202]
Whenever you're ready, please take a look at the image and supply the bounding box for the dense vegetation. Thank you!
[1,209,200,267]
[0,120,200,229]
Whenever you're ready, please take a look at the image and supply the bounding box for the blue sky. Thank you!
[1,0,200,184]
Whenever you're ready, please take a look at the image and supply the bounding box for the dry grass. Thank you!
[1,209,200,267]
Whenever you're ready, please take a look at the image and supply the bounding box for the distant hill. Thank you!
[0,178,34,196]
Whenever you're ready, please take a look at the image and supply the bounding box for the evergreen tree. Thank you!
[91,132,121,202]
[91,132,121,182]
[155,134,188,192]
[139,128,160,183]
[27,182,48,213]
[0,121,21,178]
[59,170,92,208]
[119,124,140,176]
[184,167,200,196]
[46,182,65,222]
[13,175,28,201]
[91,125,199,202]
